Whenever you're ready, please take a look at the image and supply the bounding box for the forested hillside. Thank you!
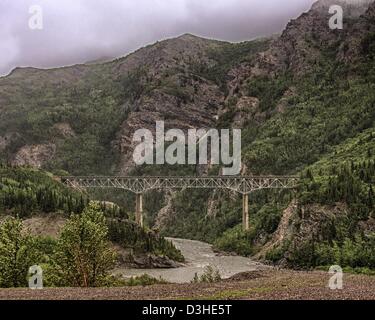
[0,166,183,288]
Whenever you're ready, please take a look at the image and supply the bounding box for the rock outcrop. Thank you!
[11,144,56,168]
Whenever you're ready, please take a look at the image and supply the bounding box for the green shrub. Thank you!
[214,225,253,256]
[125,274,168,286]
[191,266,221,283]
[265,240,290,263]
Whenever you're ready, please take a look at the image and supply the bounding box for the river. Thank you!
[114,238,268,283]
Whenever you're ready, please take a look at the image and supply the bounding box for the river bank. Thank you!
[113,238,270,283]
[1,238,373,300]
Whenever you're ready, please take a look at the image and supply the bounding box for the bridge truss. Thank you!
[61,176,299,230]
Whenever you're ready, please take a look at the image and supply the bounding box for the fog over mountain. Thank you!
[0,0,316,76]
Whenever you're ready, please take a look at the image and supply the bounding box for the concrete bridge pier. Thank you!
[135,192,249,231]
[242,193,249,231]
[135,193,143,228]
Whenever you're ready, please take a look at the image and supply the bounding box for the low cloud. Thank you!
[0,0,315,76]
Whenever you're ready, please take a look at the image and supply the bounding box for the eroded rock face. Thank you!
[232,97,261,127]
[337,1,375,63]
[312,0,374,16]
[275,87,297,114]
[114,77,224,173]
[228,0,374,83]
[110,34,231,173]
[273,0,374,74]
[155,191,175,229]
[11,144,56,168]
[256,202,351,263]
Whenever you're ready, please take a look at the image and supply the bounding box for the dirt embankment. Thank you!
[22,215,67,238]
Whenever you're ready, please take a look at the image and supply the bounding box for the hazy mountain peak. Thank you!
[312,0,374,15]
[176,33,201,40]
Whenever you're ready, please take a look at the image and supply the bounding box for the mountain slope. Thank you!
[157,0,375,268]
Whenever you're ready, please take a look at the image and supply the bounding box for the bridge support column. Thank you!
[135,193,143,228]
[242,194,249,231]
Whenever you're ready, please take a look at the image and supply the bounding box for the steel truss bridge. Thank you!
[61,176,299,231]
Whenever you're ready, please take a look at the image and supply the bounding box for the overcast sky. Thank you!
[0,0,316,76]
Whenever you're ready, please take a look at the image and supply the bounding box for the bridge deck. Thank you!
[61,176,299,195]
